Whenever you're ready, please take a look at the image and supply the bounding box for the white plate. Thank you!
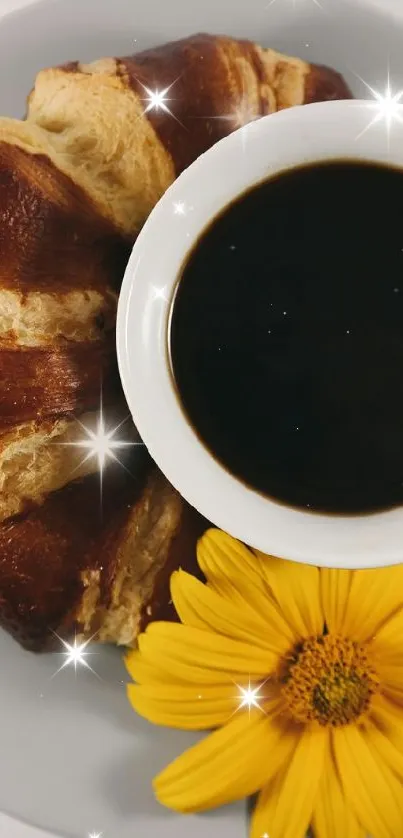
[0,1,403,837]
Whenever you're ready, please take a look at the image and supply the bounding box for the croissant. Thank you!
[0,33,352,651]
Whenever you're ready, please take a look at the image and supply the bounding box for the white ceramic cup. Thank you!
[117,98,403,569]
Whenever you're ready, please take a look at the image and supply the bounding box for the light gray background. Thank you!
[0,1,402,837]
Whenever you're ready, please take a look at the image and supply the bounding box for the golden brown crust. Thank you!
[0,121,128,519]
[0,139,129,293]
[119,34,352,176]
[26,34,353,238]
[81,470,185,646]
[0,459,194,652]
[26,64,175,238]
[0,414,98,523]
[119,34,252,177]
[0,340,118,427]
[0,287,117,346]
[139,504,210,632]
[0,403,141,525]
[0,461,148,651]
[303,62,352,105]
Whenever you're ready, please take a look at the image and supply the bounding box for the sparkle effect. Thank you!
[356,74,403,142]
[51,634,99,679]
[142,83,173,114]
[139,79,185,128]
[73,410,134,472]
[151,284,169,302]
[173,200,186,215]
[208,95,260,153]
[207,95,258,130]
[61,396,143,495]
[89,833,103,838]
[235,679,267,717]
[228,97,259,130]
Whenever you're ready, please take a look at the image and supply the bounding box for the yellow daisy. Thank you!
[126,528,403,838]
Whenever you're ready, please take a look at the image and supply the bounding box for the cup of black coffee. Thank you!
[118,99,403,568]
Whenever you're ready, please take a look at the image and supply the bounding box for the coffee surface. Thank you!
[170,161,403,514]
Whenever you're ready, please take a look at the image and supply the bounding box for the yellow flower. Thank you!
[126,529,403,838]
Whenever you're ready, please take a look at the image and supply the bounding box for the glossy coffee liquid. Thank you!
[170,161,403,514]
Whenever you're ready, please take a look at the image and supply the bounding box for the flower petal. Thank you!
[197,530,295,645]
[154,707,295,812]
[371,606,403,657]
[342,565,403,642]
[255,552,323,638]
[371,656,403,704]
[382,683,403,705]
[136,622,274,684]
[128,682,239,729]
[333,723,403,838]
[368,694,403,779]
[371,693,403,729]
[125,650,174,686]
[312,745,365,838]
[171,569,289,656]
[198,530,268,594]
[320,568,354,634]
[250,724,327,838]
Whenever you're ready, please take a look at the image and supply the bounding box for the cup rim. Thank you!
[117,99,403,569]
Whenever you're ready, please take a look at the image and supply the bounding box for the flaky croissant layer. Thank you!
[26,34,352,236]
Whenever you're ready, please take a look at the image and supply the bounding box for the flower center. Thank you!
[280,634,379,726]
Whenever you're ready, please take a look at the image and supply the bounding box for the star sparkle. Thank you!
[73,409,135,473]
[355,73,403,143]
[51,633,99,679]
[138,78,185,128]
[207,95,260,144]
[142,83,172,114]
[238,683,263,710]
[225,97,259,130]
[173,200,186,215]
[89,833,103,838]
[150,284,169,302]
[204,94,260,154]
[60,395,143,499]
[234,679,268,717]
